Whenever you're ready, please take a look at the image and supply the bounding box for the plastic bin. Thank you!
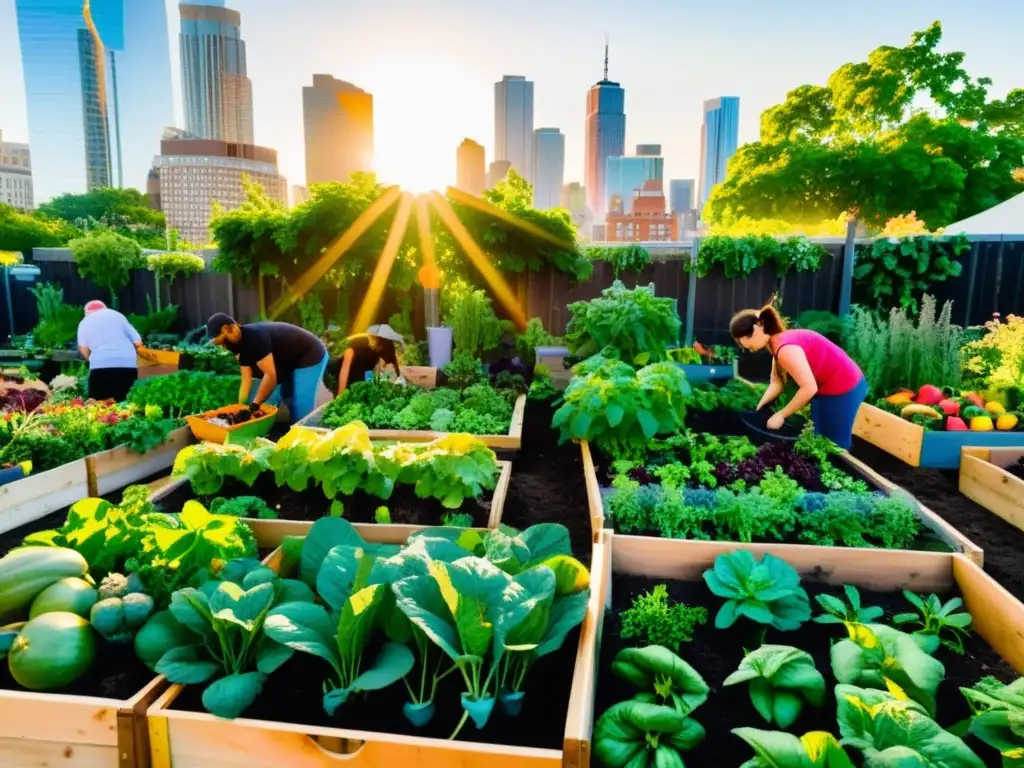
[185,404,278,444]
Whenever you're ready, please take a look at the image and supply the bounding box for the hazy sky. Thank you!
[1,0,1021,195]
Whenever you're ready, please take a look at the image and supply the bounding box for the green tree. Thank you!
[69,229,145,307]
[705,22,1024,230]
[38,188,167,248]
[0,204,81,256]
[146,251,206,309]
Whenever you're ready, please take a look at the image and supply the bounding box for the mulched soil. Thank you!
[851,437,1024,603]
[595,574,1015,767]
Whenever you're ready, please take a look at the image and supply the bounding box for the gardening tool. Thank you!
[739,409,805,443]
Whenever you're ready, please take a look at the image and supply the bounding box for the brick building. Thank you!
[606,179,678,241]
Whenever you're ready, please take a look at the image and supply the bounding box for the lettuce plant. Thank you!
[172,440,276,496]
[618,585,707,648]
[959,676,1024,764]
[893,591,973,654]
[155,558,314,718]
[703,550,811,632]
[610,645,709,716]
[594,700,705,768]
[813,585,884,625]
[723,645,826,728]
[835,685,984,767]
[408,434,501,509]
[732,728,854,768]
[830,623,945,717]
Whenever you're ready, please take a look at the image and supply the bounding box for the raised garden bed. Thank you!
[145,524,601,768]
[590,532,1024,767]
[853,402,1024,469]
[0,426,192,534]
[959,447,1024,533]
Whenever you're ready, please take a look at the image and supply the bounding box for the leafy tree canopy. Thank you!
[37,187,168,249]
[69,229,145,307]
[705,22,1024,230]
[0,203,82,256]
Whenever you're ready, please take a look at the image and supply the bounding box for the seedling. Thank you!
[893,590,973,654]
[813,584,884,625]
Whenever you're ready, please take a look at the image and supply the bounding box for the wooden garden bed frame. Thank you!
[147,460,514,549]
[960,446,1024,533]
[144,532,604,768]
[580,439,984,565]
[0,674,168,768]
[853,402,1024,469]
[0,426,192,534]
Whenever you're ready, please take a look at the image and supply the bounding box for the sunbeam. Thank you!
[351,191,415,333]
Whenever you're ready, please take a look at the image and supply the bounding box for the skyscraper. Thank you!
[532,128,565,210]
[303,75,373,185]
[698,96,740,209]
[14,0,174,201]
[494,76,534,182]
[635,144,661,157]
[669,179,695,214]
[0,130,34,210]
[487,160,512,188]
[180,2,254,145]
[456,139,486,196]
[584,41,626,223]
[606,154,663,215]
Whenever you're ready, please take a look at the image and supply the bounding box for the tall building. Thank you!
[584,41,626,223]
[0,131,34,210]
[606,180,677,242]
[180,3,254,145]
[303,75,373,185]
[151,133,287,243]
[635,144,661,157]
[494,76,534,182]
[669,179,695,214]
[487,160,512,188]
[292,185,309,207]
[456,139,486,196]
[560,181,589,232]
[14,0,174,201]
[698,96,740,209]
[606,154,664,215]
[532,128,565,210]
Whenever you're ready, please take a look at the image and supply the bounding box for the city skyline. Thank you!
[0,0,1020,202]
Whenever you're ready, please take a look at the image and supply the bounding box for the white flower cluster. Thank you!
[49,374,79,392]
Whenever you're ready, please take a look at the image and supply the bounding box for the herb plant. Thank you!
[812,585,884,625]
[893,591,973,654]
[619,585,708,648]
[703,550,811,632]
[723,645,826,728]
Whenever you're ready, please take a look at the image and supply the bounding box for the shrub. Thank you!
[69,230,145,306]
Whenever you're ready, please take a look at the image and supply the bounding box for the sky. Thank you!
[1,0,1022,199]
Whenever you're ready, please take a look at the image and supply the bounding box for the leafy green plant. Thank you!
[295,293,326,338]
[703,550,810,632]
[835,685,984,767]
[794,310,848,344]
[441,511,474,528]
[173,440,276,496]
[209,496,278,519]
[594,700,706,768]
[69,229,145,307]
[442,350,488,389]
[723,645,826,728]
[374,506,391,524]
[619,585,708,648]
[156,558,315,718]
[146,251,205,282]
[830,623,945,716]
[515,317,555,367]
[127,371,240,418]
[585,244,651,277]
[610,645,709,716]
[564,281,681,365]
[732,728,855,768]
[852,234,969,313]
[812,585,884,625]
[443,283,504,353]
[693,235,826,278]
[959,676,1024,765]
[893,591,973,654]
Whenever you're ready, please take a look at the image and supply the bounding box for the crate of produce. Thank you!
[185,404,278,444]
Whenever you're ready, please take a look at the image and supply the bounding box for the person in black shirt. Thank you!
[207,313,329,423]
[338,324,404,393]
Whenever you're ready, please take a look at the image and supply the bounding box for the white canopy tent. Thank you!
[945,191,1024,236]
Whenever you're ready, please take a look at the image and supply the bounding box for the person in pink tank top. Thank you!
[729,303,867,449]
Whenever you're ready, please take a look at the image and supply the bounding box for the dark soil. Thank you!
[500,398,593,564]
[155,475,494,528]
[0,636,155,701]
[1006,458,1024,482]
[171,626,582,750]
[851,437,1024,603]
[596,574,1014,767]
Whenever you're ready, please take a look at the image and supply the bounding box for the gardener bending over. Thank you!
[77,300,147,401]
[207,313,328,423]
[337,324,405,393]
[730,302,867,449]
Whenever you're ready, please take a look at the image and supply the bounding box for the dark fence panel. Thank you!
[926,239,1024,326]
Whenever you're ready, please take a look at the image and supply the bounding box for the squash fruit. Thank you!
[134,610,194,671]
[0,548,89,621]
[7,612,96,690]
[29,578,98,619]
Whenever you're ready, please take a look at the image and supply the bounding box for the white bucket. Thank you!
[427,326,453,368]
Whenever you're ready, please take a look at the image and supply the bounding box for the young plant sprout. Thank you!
[893,591,973,654]
[813,584,884,625]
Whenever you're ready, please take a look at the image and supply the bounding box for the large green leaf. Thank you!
[336,584,386,668]
[501,566,556,653]
[169,588,214,637]
[155,645,220,684]
[210,582,275,632]
[393,572,461,661]
[299,517,366,586]
[536,590,589,657]
[521,523,572,564]
[201,671,266,719]
[732,728,855,767]
[351,642,415,691]
[264,601,340,673]
[315,545,365,612]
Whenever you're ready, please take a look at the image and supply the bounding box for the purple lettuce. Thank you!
[713,443,824,491]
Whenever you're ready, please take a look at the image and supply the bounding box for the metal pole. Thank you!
[3,267,13,343]
[838,217,856,316]
[684,238,698,346]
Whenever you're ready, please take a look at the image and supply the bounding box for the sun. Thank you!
[363,54,489,194]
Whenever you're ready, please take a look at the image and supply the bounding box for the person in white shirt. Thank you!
[77,300,146,401]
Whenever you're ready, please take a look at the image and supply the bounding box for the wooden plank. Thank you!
[92,427,193,496]
[839,451,984,566]
[609,533,956,592]
[959,453,1024,533]
[402,366,438,389]
[852,403,923,467]
[486,460,512,529]
[954,554,1024,674]
[0,738,116,768]
[0,459,90,534]
[580,441,603,543]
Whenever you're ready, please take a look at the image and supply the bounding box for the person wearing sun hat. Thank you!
[77,300,148,401]
[337,323,405,393]
[206,313,328,423]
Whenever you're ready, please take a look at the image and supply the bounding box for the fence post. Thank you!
[838,218,856,316]
[684,238,699,346]
[964,240,980,326]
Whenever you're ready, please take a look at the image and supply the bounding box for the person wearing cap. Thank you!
[207,314,328,423]
[337,324,405,393]
[77,300,147,401]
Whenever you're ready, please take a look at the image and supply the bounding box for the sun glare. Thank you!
[367,54,487,194]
